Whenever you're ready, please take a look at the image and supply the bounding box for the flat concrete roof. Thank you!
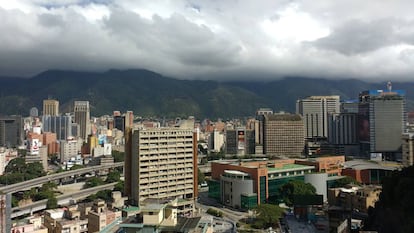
[344,160,402,171]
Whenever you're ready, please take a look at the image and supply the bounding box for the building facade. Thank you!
[125,128,197,214]
[225,127,255,156]
[358,89,406,160]
[43,99,59,116]
[263,114,304,157]
[74,101,90,141]
[42,114,72,140]
[296,96,340,139]
[0,116,23,148]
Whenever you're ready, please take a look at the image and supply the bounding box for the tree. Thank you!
[106,170,121,183]
[114,180,124,193]
[70,164,84,170]
[332,176,359,188]
[112,150,125,162]
[96,190,113,202]
[25,162,46,180]
[84,177,105,188]
[253,204,284,229]
[280,180,316,206]
[5,157,26,174]
[198,168,205,185]
[46,196,58,209]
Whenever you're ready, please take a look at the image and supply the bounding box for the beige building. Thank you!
[11,216,47,233]
[125,128,197,214]
[44,207,88,233]
[43,99,59,116]
[88,199,122,233]
[120,202,213,233]
[328,185,382,213]
[264,113,305,157]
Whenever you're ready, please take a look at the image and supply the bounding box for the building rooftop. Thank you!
[224,170,249,176]
[344,160,402,171]
[265,114,302,121]
[268,164,315,172]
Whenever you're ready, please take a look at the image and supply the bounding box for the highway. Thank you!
[0,162,123,194]
[11,182,118,218]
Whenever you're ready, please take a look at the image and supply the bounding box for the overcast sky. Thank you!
[1,0,414,81]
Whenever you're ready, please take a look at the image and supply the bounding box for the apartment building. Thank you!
[125,128,197,214]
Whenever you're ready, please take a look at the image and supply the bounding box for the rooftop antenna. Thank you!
[387,81,392,92]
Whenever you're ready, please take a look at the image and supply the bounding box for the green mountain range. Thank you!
[0,69,412,118]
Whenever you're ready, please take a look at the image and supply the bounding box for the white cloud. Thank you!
[0,0,414,81]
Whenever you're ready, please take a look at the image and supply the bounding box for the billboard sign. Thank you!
[30,139,40,155]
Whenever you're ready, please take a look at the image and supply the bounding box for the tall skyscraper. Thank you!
[43,99,59,116]
[263,113,304,157]
[124,128,197,214]
[125,111,134,129]
[42,114,72,140]
[254,108,274,154]
[296,96,340,139]
[74,101,90,141]
[0,116,23,148]
[358,88,406,160]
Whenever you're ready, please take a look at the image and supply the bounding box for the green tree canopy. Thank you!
[84,177,105,188]
[280,180,316,206]
[253,204,284,229]
[198,168,205,185]
[70,164,84,170]
[1,158,45,184]
[112,150,125,162]
[46,196,58,209]
[106,170,121,183]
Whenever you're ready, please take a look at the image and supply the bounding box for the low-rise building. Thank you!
[88,199,122,233]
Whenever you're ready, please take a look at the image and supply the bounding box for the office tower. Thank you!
[0,115,23,148]
[125,111,134,129]
[296,96,340,139]
[42,114,72,140]
[255,108,274,154]
[328,113,358,145]
[43,99,59,116]
[208,129,225,153]
[114,115,125,132]
[225,127,255,156]
[124,128,197,214]
[341,100,359,113]
[263,113,304,157]
[74,101,90,141]
[359,88,406,160]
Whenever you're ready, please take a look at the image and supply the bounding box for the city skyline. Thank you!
[1,1,414,81]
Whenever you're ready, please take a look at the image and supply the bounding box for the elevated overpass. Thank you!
[0,162,123,194]
[11,182,118,218]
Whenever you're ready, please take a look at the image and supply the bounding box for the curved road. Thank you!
[0,162,123,193]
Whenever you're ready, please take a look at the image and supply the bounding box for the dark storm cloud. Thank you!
[103,9,242,68]
[1,0,414,81]
[313,18,414,55]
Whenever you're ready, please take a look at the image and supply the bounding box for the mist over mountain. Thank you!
[0,69,412,119]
